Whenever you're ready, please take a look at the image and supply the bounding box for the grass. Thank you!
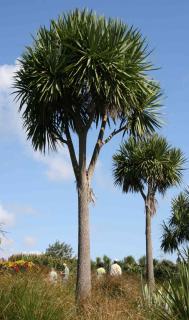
[0,271,145,320]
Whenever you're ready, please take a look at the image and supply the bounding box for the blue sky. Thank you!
[0,0,189,262]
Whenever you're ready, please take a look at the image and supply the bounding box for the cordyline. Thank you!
[14,9,161,301]
[113,135,185,292]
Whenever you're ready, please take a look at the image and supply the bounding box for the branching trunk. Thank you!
[145,201,155,292]
[66,116,128,302]
[65,126,79,181]
[88,114,107,180]
[76,132,91,302]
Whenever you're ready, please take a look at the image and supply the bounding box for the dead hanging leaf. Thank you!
[89,188,96,205]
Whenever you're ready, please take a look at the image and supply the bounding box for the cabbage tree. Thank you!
[113,135,185,292]
[14,9,161,301]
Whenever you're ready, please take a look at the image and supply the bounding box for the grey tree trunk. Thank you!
[145,203,155,292]
[76,132,91,302]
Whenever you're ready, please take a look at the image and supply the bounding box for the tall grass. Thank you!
[0,271,76,320]
[0,272,145,320]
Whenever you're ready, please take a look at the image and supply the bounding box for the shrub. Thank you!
[138,256,146,267]
[121,256,142,274]
[45,240,74,259]
[123,256,137,265]
[102,255,111,272]
[0,260,36,273]
[8,253,77,272]
[154,259,178,281]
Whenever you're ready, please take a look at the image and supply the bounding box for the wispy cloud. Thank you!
[0,63,18,90]
[0,204,15,227]
[24,236,37,248]
[6,204,38,217]
[94,160,115,192]
[0,236,14,258]
[32,147,74,182]
[0,61,22,137]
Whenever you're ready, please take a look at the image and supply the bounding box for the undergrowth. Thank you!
[0,272,145,320]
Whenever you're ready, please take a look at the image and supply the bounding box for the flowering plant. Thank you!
[0,260,35,272]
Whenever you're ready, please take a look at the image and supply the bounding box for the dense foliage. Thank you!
[113,135,185,197]
[45,240,74,259]
[0,260,36,273]
[14,10,162,153]
[161,187,189,253]
[8,253,77,271]
[0,272,144,320]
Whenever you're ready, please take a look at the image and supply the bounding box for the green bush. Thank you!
[138,256,146,267]
[45,240,73,259]
[102,255,111,272]
[120,256,142,274]
[123,256,136,265]
[154,259,178,281]
[8,253,77,272]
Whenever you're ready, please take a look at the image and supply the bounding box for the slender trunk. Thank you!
[76,132,91,302]
[145,202,155,292]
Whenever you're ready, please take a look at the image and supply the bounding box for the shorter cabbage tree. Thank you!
[113,134,185,292]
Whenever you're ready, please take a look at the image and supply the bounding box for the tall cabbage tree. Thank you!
[161,188,189,254]
[113,135,185,292]
[14,9,161,301]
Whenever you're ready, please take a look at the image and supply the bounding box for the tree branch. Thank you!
[65,125,79,182]
[58,137,68,145]
[87,114,107,180]
[103,124,128,145]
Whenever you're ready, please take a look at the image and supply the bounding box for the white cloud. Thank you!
[94,161,115,192]
[0,61,22,137]
[46,157,73,181]
[0,64,18,91]
[6,204,37,217]
[32,147,74,182]
[0,237,14,248]
[0,236,14,258]
[24,236,37,248]
[0,204,15,226]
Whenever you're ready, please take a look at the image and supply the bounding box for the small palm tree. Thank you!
[113,135,185,292]
[161,188,189,254]
[14,9,161,301]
